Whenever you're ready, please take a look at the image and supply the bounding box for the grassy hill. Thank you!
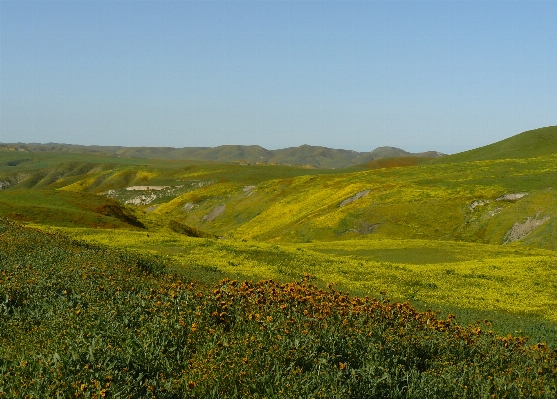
[0,189,145,229]
[2,126,557,248]
[50,225,557,335]
[435,125,557,163]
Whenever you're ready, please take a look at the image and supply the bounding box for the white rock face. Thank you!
[242,186,255,196]
[182,202,195,212]
[503,213,550,244]
[488,208,503,217]
[125,186,169,191]
[125,194,157,205]
[469,199,491,211]
[496,193,528,201]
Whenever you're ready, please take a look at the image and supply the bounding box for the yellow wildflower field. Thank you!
[45,226,557,322]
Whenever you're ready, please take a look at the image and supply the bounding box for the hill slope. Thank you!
[435,125,557,163]
[2,126,557,250]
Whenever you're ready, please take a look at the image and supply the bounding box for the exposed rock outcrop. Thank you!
[339,190,370,208]
[503,212,550,244]
[497,193,528,201]
[469,199,490,211]
[182,202,195,212]
[242,186,255,197]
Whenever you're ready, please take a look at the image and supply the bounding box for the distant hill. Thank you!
[3,125,557,251]
[0,142,444,169]
[435,125,557,164]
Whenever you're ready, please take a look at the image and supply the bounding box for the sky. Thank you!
[1,1,556,154]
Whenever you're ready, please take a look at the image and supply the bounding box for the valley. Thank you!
[3,127,557,317]
[1,126,557,396]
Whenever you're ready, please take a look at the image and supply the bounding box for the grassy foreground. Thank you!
[1,218,557,398]
[47,226,557,336]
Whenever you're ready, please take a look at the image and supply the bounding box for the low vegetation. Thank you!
[1,219,556,398]
[43,226,557,345]
[3,127,557,248]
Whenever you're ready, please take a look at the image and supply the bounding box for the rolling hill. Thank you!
[2,217,556,397]
[434,125,557,163]
[1,126,557,249]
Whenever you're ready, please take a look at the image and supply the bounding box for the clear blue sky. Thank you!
[1,1,556,154]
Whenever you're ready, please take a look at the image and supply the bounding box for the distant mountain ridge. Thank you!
[0,142,444,169]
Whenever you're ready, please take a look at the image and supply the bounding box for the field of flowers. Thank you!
[2,218,557,398]
[48,226,557,333]
[4,134,557,248]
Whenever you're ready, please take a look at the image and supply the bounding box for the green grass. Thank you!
[301,239,547,264]
[1,218,557,398]
[435,125,557,163]
[0,149,342,190]
[0,189,144,229]
[40,226,557,345]
[4,128,557,249]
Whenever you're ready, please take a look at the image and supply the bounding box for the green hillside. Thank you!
[0,189,145,229]
[50,225,557,333]
[435,125,557,163]
[2,126,557,323]
[2,126,557,249]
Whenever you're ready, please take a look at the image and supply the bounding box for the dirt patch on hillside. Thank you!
[339,190,370,208]
[503,212,549,244]
[202,205,225,222]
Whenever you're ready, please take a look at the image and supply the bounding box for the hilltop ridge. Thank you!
[435,125,557,163]
[0,142,443,169]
